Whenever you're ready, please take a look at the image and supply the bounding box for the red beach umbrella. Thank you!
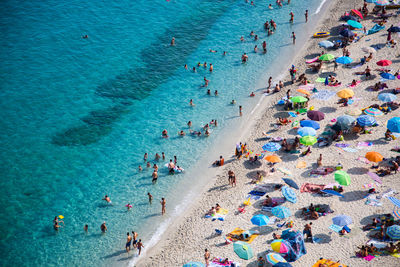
[376,60,392,66]
[351,9,363,19]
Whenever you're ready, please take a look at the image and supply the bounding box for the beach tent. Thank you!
[233,241,254,260]
[387,117,400,133]
[332,215,352,226]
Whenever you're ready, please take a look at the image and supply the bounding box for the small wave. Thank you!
[314,0,328,15]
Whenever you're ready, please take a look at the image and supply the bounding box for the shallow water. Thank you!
[0,0,323,265]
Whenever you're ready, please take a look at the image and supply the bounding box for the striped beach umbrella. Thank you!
[375,0,389,6]
[332,215,352,226]
[271,239,290,254]
[262,142,282,152]
[388,197,400,209]
[336,56,353,64]
[387,225,400,240]
[298,127,317,137]
[266,253,287,265]
[357,115,376,126]
[378,93,396,102]
[271,206,291,219]
[387,117,400,133]
[364,108,383,116]
[282,186,297,203]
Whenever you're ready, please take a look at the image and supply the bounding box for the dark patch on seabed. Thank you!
[53,0,236,146]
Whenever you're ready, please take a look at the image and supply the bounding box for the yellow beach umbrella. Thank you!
[337,89,354,99]
[297,89,311,96]
[265,155,282,163]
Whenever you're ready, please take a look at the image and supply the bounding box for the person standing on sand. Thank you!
[204,249,210,266]
[126,232,132,253]
[305,10,308,22]
[148,192,153,204]
[137,239,144,255]
[239,106,243,116]
[291,32,296,45]
[161,198,166,215]
[303,222,313,243]
[317,154,323,167]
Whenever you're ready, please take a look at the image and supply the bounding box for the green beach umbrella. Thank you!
[319,54,335,61]
[334,170,351,186]
[290,96,308,103]
[300,135,317,146]
[233,241,254,260]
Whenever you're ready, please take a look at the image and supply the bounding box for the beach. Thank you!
[137,0,400,266]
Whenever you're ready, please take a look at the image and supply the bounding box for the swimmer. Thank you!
[144,153,148,161]
[205,129,210,136]
[174,156,177,164]
[240,36,245,42]
[137,239,144,255]
[152,170,158,184]
[160,198,166,215]
[214,90,218,96]
[126,203,132,210]
[250,31,255,36]
[291,32,296,45]
[171,37,175,46]
[153,164,158,172]
[146,161,151,168]
[148,192,153,204]
[254,35,258,41]
[138,165,143,171]
[162,129,168,138]
[187,121,192,128]
[210,119,215,125]
[101,222,107,233]
[82,35,88,39]
[215,120,218,127]
[207,89,211,95]
[102,195,112,204]
[262,41,267,53]
[209,63,213,72]
[155,153,161,161]
[162,152,165,160]
[209,49,218,53]
[268,4,273,9]
[189,99,195,106]
[192,67,196,72]
[231,100,236,104]
[223,51,227,56]
[168,159,175,170]
[204,77,209,87]
[250,92,255,97]
[305,10,308,23]
[197,62,201,67]
[179,130,186,136]
[268,77,272,88]
[289,12,294,23]
[241,53,248,63]
[84,224,88,232]
[184,64,188,69]
[239,106,243,116]
[254,45,258,52]
[204,62,207,69]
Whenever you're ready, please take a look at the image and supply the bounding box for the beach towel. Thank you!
[306,57,319,64]
[210,258,233,266]
[365,195,382,206]
[368,24,385,35]
[288,111,297,117]
[352,63,363,69]
[342,147,358,153]
[380,189,395,199]
[312,90,336,101]
[207,208,228,221]
[247,195,261,201]
[357,156,370,164]
[248,190,266,196]
[368,172,382,184]
[300,183,325,193]
[357,141,373,148]
[227,228,259,243]
[277,167,292,175]
[316,77,326,83]
[328,83,341,87]
[296,161,307,168]
[335,143,349,148]
[349,81,361,87]
[361,255,375,261]
[329,224,343,233]
[363,183,380,189]
[310,167,334,176]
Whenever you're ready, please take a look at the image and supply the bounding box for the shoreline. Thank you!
[133,0,336,266]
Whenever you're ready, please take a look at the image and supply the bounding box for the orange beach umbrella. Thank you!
[265,155,282,163]
[337,89,354,99]
[365,152,383,163]
[297,89,311,96]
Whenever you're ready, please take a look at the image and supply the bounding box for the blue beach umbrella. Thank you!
[335,56,353,64]
[337,115,356,127]
[347,20,363,29]
[357,115,376,126]
[378,93,397,102]
[381,72,395,80]
[272,206,291,219]
[387,117,400,133]
[282,178,299,190]
[251,214,270,226]
[375,0,389,6]
[365,0,377,3]
[319,41,334,48]
[300,120,320,130]
[332,215,352,226]
[321,189,344,197]
[282,186,297,203]
[183,262,205,267]
[262,142,282,152]
[387,225,400,240]
[298,127,317,137]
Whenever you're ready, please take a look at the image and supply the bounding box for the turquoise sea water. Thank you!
[0,0,324,266]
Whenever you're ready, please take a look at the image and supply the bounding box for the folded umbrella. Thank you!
[378,93,396,102]
[297,89,311,96]
[388,26,400,33]
[357,115,376,126]
[351,9,363,19]
[282,186,297,203]
[321,189,344,197]
[387,117,400,133]
[282,178,299,190]
[298,127,316,137]
[332,215,352,226]
[307,110,325,121]
[336,56,353,64]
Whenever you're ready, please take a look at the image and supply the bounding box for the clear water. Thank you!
[0,0,324,266]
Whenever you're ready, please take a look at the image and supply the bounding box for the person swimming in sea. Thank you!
[171,37,175,46]
[179,130,185,136]
[102,195,112,204]
[189,99,195,106]
[242,53,248,63]
[162,129,168,138]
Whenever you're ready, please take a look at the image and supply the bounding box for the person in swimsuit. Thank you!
[102,195,112,204]
[137,239,144,255]
[126,232,132,252]
[101,222,107,233]
[131,231,138,247]
[155,153,161,161]
[148,192,153,204]
[162,152,165,160]
[204,249,210,266]
[84,224,88,232]
[305,10,308,22]
[152,170,158,184]
[161,198,166,215]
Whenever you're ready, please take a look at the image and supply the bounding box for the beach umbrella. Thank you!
[321,189,344,197]
[378,93,396,102]
[282,178,299,190]
[233,241,254,260]
[345,109,362,116]
[251,214,270,226]
[297,89,311,96]
[319,54,335,61]
[282,186,297,203]
[365,0,377,3]
[271,206,291,219]
[266,253,287,265]
[300,135,317,146]
[335,56,353,64]
[262,142,282,152]
[183,262,205,267]
[337,89,354,99]
[332,215,352,226]
[307,110,325,121]
[337,115,356,127]
[300,120,320,130]
[334,170,351,186]
[319,40,334,48]
[275,263,293,267]
[387,225,400,240]
[388,26,400,33]
[388,197,400,209]
[298,127,316,137]
[362,46,376,53]
[363,108,382,116]
[351,9,363,19]
[394,209,400,220]
[265,155,282,163]
[376,59,392,66]
[387,117,400,133]
[357,115,376,126]
[347,20,363,29]
[290,96,308,103]
[271,239,290,254]
[365,152,383,163]
[381,72,395,80]
[340,28,354,37]
[375,0,389,6]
